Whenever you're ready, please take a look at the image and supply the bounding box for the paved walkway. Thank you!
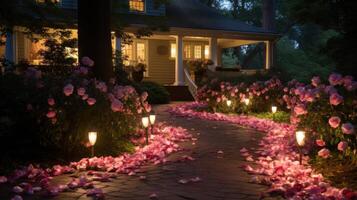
[5,103,268,200]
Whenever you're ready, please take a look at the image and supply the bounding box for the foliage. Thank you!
[133,81,170,105]
[187,59,213,74]
[0,57,151,161]
[39,30,78,66]
[252,111,290,123]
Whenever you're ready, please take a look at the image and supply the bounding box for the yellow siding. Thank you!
[0,45,4,57]
[16,32,26,62]
[144,39,176,85]
[144,39,208,85]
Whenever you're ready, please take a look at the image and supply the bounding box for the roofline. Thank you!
[123,25,281,41]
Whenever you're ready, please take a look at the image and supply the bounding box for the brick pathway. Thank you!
[3,103,268,200]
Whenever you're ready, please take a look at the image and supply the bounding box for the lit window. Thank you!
[184,45,191,59]
[204,45,209,59]
[29,39,46,65]
[65,47,78,63]
[170,43,176,59]
[136,42,146,63]
[129,0,145,12]
[122,44,133,65]
[194,45,202,59]
[36,0,61,4]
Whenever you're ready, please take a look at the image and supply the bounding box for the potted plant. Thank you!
[132,63,146,82]
[188,59,213,84]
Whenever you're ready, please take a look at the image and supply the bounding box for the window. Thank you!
[122,44,133,65]
[36,0,61,4]
[204,45,210,59]
[194,45,202,59]
[136,42,146,63]
[129,0,145,12]
[184,45,191,59]
[170,43,176,59]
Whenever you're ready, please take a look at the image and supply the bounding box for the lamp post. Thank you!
[295,131,306,165]
[149,114,156,136]
[142,117,150,145]
[271,106,277,121]
[244,98,250,106]
[226,100,232,107]
[88,132,98,157]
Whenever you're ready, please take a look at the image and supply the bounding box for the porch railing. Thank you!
[183,68,198,101]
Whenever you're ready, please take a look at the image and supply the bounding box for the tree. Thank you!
[78,0,113,81]
[289,0,357,77]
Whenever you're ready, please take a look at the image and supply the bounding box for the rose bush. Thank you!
[0,57,151,161]
[197,73,357,164]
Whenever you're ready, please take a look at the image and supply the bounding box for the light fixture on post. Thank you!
[272,106,277,114]
[149,113,156,136]
[142,117,150,145]
[226,100,232,107]
[244,98,250,106]
[88,131,98,157]
[295,131,306,165]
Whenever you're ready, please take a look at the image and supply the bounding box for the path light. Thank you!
[142,117,150,145]
[149,114,156,136]
[244,98,250,106]
[88,132,97,157]
[226,100,232,107]
[272,106,277,114]
[295,131,306,165]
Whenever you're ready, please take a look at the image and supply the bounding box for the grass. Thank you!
[251,111,290,123]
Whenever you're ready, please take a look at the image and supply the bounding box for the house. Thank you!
[2,0,279,87]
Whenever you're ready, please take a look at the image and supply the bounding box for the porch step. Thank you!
[164,86,195,101]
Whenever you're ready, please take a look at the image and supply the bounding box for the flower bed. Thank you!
[0,57,154,161]
[169,103,357,199]
[0,123,192,200]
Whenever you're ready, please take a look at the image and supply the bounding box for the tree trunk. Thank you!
[78,0,113,80]
[263,0,276,31]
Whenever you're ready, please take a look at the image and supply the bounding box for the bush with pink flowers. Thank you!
[197,73,357,186]
[0,57,151,162]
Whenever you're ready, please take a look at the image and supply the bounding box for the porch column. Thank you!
[5,31,15,64]
[265,41,273,70]
[175,35,184,86]
[209,37,218,66]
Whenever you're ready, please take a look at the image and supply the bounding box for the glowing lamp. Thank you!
[142,117,149,128]
[244,98,250,106]
[226,100,232,107]
[149,114,156,125]
[272,106,277,114]
[295,131,306,146]
[142,117,150,145]
[295,131,306,165]
[88,132,97,146]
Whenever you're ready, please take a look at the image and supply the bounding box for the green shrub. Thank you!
[134,81,170,104]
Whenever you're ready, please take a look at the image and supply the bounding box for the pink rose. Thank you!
[141,92,148,102]
[79,67,88,75]
[328,73,343,86]
[81,57,94,67]
[329,93,343,106]
[342,123,354,134]
[144,103,152,113]
[63,84,74,96]
[77,88,86,96]
[328,116,341,128]
[337,141,348,152]
[87,98,96,106]
[311,76,321,87]
[316,139,326,147]
[343,76,354,87]
[318,148,330,159]
[111,99,123,112]
[47,98,55,106]
[11,195,23,200]
[294,104,307,116]
[46,111,56,119]
[82,94,89,100]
